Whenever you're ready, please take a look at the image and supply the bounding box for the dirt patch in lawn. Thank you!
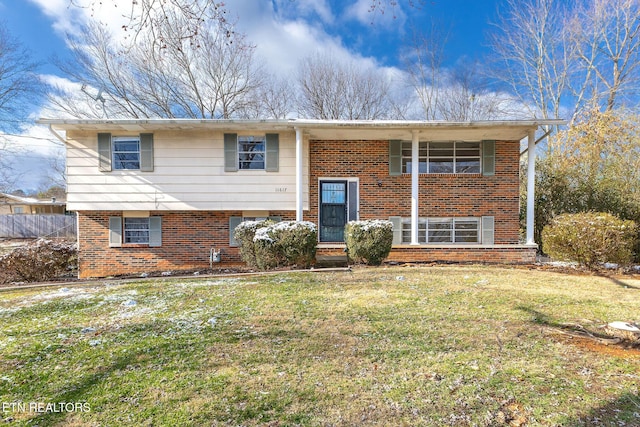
[550,333,640,359]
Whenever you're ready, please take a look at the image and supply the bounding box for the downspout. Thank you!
[526,129,537,245]
[48,124,68,145]
[295,127,304,222]
[411,130,420,245]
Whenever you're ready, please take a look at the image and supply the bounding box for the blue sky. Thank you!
[0,0,505,192]
[2,0,503,75]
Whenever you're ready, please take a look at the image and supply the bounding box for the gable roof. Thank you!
[38,118,566,142]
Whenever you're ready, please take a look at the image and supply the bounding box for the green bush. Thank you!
[542,212,638,269]
[239,220,317,270]
[345,220,393,266]
[234,220,275,269]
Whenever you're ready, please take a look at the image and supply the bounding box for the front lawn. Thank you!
[0,266,639,426]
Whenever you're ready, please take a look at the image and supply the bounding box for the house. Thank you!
[0,193,67,215]
[38,118,563,279]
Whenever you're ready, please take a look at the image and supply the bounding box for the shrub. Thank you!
[0,239,77,284]
[253,221,317,270]
[235,220,317,270]
[234,220,275,269]
[542,212,638,269]
[345,220,393,266]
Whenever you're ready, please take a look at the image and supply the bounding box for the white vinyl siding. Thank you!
[66,130,308,211]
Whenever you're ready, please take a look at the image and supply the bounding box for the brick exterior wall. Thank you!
[76,138,532,278]
[77,210,294,278]
[306,139,521,244]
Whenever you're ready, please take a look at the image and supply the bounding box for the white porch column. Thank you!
[411,130,420,245]
[295,127,304,222]
[526,129,536,245]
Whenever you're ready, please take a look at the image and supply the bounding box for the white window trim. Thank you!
[124,217,150,244]
[400,141,481,175]
[112,136,141,170]
[237,135,266,170]
[401,217,481,244]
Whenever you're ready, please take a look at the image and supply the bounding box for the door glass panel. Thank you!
[320,181,347,242]
[321,183,346,204]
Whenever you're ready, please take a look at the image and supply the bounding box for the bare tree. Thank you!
[488,0,572,121]
[489,0,640,122]
[0,23,42,130]
[569,0,640,112]
[0,22,41,191]
[0,140,22,193]
[404,25,518,121]
[297,53,396,120]
[43,149,67,192]
[69,0,231,52]
[49,11,264,119]
[403,24,448,120]
[250,74,296,119]
[437,59,521,121]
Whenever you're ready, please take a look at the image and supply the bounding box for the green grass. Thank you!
[0,266,639,426]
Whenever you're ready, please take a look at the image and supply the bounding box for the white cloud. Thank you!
[345,0,406,28]
[226,0,397,77]
[277,0,335,24]
[1,122,64,191]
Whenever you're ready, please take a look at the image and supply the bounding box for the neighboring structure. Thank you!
[0,193,66,215]
[39,118,563,278]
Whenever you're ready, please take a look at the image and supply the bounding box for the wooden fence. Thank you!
[0,214,77,239]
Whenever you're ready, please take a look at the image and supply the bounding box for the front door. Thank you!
[319,180,359,242]
[320,181,348,242]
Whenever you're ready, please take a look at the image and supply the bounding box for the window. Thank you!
[238,136,266,170]
[401,142,428,173]
[124,217,150,244]
[113,137,141,170]
[224,133,279,172]
[98,133,154,172]
[401,217,480,244]
[399,141,481,174]
[109,216,162,247]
